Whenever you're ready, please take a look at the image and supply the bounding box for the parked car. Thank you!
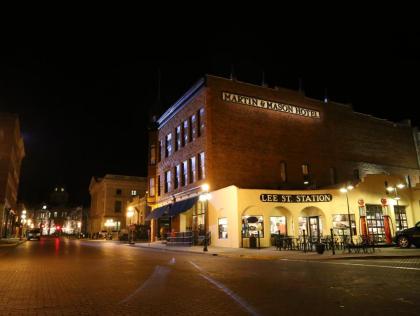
[394,221,420,248]
[27,228,41,241]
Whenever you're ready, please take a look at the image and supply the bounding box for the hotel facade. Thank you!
[146,75,420,248]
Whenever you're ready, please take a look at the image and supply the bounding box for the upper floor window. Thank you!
[280,161,287,183]
[165,133,172,157]
[116,189,122,195]
[198,108,205,136]
[191,114,197,141]
[198,152,205,180]
[131,190,137,196]
[175,125,181,151]
[114,201,122,213]
[302,164,310,184]
[353,169,360,181]
[190,156,196,183]
[175,164,181,190]
[183,120,189,145]
[164,170,172,193]
[182,160,188,186]
[150,144,156,165]
[149,177,155,197]
[158,140,162,162]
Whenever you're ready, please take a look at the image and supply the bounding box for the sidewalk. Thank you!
[0,238,26,248]
[130,242,420,261]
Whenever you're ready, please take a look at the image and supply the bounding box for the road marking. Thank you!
[280,259,420,271]
[189,261,260,316]
[119,265,170,305]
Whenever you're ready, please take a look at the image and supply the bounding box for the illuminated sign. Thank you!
[260,194,332,203]
[222,92,320,118]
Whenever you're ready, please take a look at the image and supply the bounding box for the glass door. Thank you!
[308,216,320,242]
[366,204,385,243]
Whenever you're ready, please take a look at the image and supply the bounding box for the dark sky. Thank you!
[0,19,419,207]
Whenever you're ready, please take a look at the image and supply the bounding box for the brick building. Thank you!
[88,174,147,237]
[0,113,25,238]
[146,75,420,247]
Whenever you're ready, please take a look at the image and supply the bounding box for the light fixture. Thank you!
[397,183,405,189]
[201,183,209,192]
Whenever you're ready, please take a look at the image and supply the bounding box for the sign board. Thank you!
[260,194,332,203]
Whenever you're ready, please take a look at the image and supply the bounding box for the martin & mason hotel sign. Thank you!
[222,92,321,118]
[260,193,333,203]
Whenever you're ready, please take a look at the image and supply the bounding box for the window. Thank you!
[114,201,122,213]
[175,164,181,190]
[165,133,172,157]
[332,214,356,236]
[394,205,408,231]
[353,169,360,181]
[164,170,172,193]
[182,160,188,186]
[54,212,58,218]
[198,152,205,180]
[218,218,228,239]
[116,189,122,195]
[183,120,189,145]
[157,175,161,196]
[302,164,309,184]
[190,156,196,183]
[241,215,264,238]
[149,177,155,197]
[131,190,137,196]
[194,202,205,234]
[405,175,412,188]
[158,140,162,162]
[191,114,197,140]
[366,204,385,243]
[175,126,181,151]
[270,216,287,235]
[198,108,205,136]
[150,144,156,165]
[330,167,336,185]
[280,162,287,183]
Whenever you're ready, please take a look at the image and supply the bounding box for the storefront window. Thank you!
[242,215,264,238]
[193,202,205,234]
[394,205,408,231]
[270,216,286,235]
[366,204,385,243]
[332,214,356,237]
[218,218,228,239]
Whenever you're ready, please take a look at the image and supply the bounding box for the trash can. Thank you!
[249,234,257,248]
[315,243,325,254]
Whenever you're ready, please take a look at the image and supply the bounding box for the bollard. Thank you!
[330,228,335,255]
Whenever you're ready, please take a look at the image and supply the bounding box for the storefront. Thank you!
[207,174,416,248]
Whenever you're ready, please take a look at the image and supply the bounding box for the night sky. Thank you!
[1,21,419,207]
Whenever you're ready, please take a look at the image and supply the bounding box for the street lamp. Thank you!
[126,207,135,244]
[340,184,354,249]
[199,184,210,252]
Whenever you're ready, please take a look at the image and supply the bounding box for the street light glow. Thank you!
[340,188,348,193]
[201,183,209,192]
[397,183,405,189]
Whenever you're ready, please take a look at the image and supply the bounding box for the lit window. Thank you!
[165,133,172,157]
[182,160,188,186]
[191,114,197,140]
[175,165,181,189]
[198,108,205,136]
[183,120,189,145]
[190,156,196,183]
[175,126,181,151]
[158,140,163,162]
[218,218,228,239]
[302,164,310,184]
[131,190,137,196]
[149,177,155,197]
[242,215,264,238]
[198,152,205,180]
[164,170,172,193]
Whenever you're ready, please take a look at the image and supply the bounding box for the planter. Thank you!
[315,243,325,254]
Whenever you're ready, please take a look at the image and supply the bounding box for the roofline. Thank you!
[157,77,206,128]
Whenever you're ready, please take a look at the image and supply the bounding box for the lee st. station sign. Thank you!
[222,92,321,119]
[260,194,333,203]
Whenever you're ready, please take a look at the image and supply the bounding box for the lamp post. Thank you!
[340,184,354,249]
[127,207,135,244]
[199,184,210,252]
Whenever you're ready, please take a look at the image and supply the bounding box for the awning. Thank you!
[145,204,171,221]
[168,196,199,217]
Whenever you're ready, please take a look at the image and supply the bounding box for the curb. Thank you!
[0,240,26,248]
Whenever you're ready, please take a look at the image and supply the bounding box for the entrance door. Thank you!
[308,216,320,242]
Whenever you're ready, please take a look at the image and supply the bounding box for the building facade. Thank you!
[88,174,147,236]
[146,75,420,247]
[0,113,25,238]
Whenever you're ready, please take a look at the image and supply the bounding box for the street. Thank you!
[0,238,419,315]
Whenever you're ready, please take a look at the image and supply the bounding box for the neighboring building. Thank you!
[88,174,147,236]
[146,75,420,247]
[127,195,150,225]
[0,113,25,238]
